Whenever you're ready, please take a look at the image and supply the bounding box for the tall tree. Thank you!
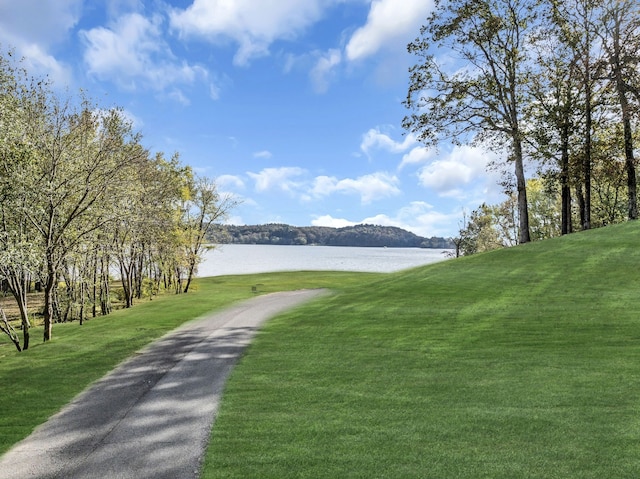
[111,151,188,307]
[0,51,44,350]
[181,175,238,293]
[404,0,538,243]
[550,0,605,230]
[598,0,640,220]
[527,9,584,235]
[22,94,140,342]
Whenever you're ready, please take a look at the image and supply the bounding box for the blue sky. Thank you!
[0,0,506,238]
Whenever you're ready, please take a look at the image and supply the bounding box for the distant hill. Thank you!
[208,224,454,249]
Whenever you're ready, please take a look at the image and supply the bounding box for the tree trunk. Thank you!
[100,254,111,315]
[43,267,56,342]
[183,259,196,293]
[576,183,585,229]
[582,59,593,230]
[622,115,638,220]
[79,281,85,325]
[560,123,572,235]
[513,138,531,243]
[0,308,22,352]
[613,54,638,219]
[120,262,134,308]
[6,272,32,350]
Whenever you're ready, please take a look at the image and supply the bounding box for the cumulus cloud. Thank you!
[360,128,417,157]
[417,145,498,198]
[247,167,307,193]
[359,202,458,237]
[216,174,246,190]
[244,167,401,205]
[0,0,81,45]
[311,215,356,228]
[80,13,209,95]
[0,0,81,84]
[345,0,433,62]
[312,172,401,204]
[19,44,73,87]
[400,146,434,169]
[311,201,460,237]
[170,0,331,66]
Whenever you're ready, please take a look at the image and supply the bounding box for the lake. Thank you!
[197,244,452,277]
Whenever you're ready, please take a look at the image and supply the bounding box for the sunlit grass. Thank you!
[0,271,377,454]
[202,222,640,478]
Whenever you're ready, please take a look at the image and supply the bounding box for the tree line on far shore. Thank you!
[208,224,455,249]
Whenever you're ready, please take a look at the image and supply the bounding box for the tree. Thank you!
[181,175,238,293]
[457,203,511,256]
[404,0,538,243]
[0,51,45,349]
[598,0,640,220]
[526,177,562,240]
[21,93,141,342]
[527,10,583,235]
[111,151,190,306]
[549,0,606,230]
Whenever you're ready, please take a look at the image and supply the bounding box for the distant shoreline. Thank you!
[209,223,454,249]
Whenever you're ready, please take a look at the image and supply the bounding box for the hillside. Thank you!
[208,223,454,248]
[203,221,640,478]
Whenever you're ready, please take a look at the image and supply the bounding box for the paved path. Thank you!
[0,290,328,479]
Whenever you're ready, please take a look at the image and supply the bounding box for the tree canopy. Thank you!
[0,52,236,350]
[405,0,640,253]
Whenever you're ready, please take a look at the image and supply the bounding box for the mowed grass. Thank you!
[0,271,375,455]
[202,222,640,478]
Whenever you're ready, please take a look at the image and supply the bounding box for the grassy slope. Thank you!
[0,271,375,454]
[203,222,640,478]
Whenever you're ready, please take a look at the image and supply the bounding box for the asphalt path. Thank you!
[0,289,328,479]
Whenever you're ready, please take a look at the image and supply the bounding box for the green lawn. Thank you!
[0,271,375,454]
[202,222,640,478]
[3,223,640,478]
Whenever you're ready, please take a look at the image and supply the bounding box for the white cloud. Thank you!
[217,175,246,190]
[0,0,81,84]
[0,0,81,45]
[310,201,460,237]
[360,128,417,157]
[358,202,458,237]
[400,146,434,169]
[19,44,73,87]
[417,145,499,199]
[80,13,208,94]
[345,0,434,62]
[253,150,273,159]
[248,167,307,193]
[170,0,333,66]
[311,215,356,228]
[312,172,401,204]
[310,48,342,93]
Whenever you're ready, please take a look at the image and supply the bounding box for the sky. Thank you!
[0,0,507,238]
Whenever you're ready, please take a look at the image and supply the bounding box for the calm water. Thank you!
[198,244,452,277]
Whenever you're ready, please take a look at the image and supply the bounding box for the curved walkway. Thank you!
[0,289,328,479]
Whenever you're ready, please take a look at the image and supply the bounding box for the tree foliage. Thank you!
[0,52,236,349]
[404,0,538,243]
[406,0,640,254]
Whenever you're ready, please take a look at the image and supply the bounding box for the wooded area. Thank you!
[209,224,454,248]
[0,52,236,351]
[404,0,640,255]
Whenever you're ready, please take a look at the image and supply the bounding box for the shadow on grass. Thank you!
[0,290,328,479]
